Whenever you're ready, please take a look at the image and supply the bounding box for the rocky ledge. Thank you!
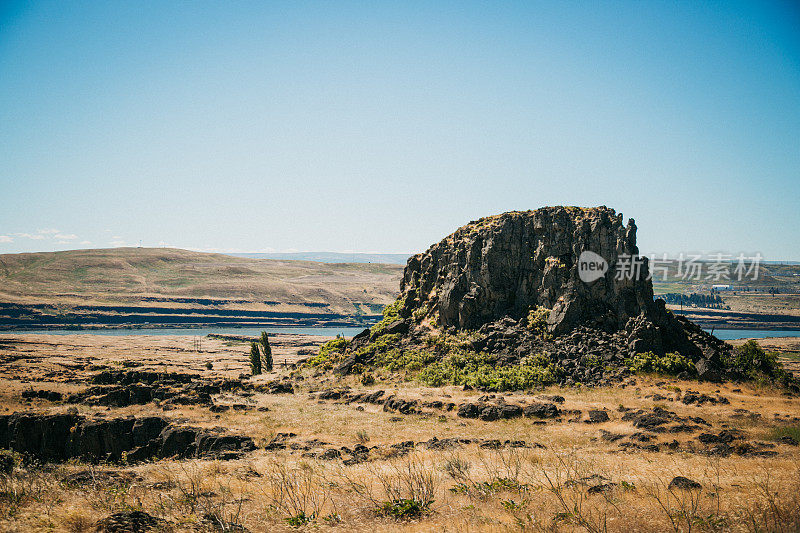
[0,412,255,463]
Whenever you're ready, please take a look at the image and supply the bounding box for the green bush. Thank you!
[526,306,551,339]
[449,477,528,498]
[249,342,262,375]
[370,297,406,337]
[412,304,430,322]
[417,349,560,391]
[305,336,350,371]
[377,498,432,519]
[364,333,401,353]
[376,348,438,372]
[583,354,603,368]
[285,512,314,527]
[625,351,696,376]
[722,340,788,383]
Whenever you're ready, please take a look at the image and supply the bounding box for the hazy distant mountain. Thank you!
[228,252,411,265]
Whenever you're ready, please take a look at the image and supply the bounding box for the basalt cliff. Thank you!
[336,206,730,385]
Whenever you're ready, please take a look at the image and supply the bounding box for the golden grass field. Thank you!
[0,334,799,532]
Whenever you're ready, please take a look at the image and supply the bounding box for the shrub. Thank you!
[263,460,329,528]
[376,348,438,372]
[285,512,314,527]
[526,306,551,339]
[341,454,438,520]
[249,342,262,375]
[370,297,406,337]
[418,349,561,391]
[450,477,528,498]
[260,331,273,372]
[305,336,350,370]
[722,340,788,383]
[625,351,695,376]
[583,354,603,368]
[378,498,432,519]
[412,304,430,322]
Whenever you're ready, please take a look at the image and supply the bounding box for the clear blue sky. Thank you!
[1,1,798,259]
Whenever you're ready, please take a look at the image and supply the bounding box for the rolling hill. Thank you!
[0,248,404,328]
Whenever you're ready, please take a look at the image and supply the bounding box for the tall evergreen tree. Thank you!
[260,331,273,372]
[249,342,262,375]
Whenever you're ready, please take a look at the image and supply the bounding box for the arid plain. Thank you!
[0,332,799,532]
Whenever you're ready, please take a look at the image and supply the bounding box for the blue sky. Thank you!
[1,1,798,259]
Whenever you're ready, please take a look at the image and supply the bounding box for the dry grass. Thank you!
[1,334,800,531]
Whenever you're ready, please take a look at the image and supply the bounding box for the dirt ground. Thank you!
[0,334,799,532]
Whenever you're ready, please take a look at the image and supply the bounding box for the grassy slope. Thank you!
[0,247,404,316]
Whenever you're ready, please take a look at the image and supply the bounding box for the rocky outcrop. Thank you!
[350,206,732,383]
[0,413,255,463]
[401,207,650,334]
[400,207,711,353]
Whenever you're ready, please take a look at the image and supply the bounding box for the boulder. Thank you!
[668,476,701,490]
[523,402,560,419]
[95,510,165,532]
[587,410,610,423]
[457,403,480,419]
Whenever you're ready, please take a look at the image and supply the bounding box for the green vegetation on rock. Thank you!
[625,351,696,376]
[418,350,560,391]
[370,297,406,337]
[376,348,439,372]
[305,336,350,371]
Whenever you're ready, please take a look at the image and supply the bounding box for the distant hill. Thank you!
[0,248,404,328]
[228,252,411,264]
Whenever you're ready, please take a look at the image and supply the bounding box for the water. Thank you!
[2,326,367,337]
[705,329,800,340]
[6,326,800,341]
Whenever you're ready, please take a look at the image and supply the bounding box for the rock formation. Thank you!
[339,206,731,383]
[401,206,645,334]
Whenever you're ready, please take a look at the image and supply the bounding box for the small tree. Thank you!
[260,331,273,372]
[250,342,262,375]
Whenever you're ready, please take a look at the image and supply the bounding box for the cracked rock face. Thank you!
[401,206,653,335]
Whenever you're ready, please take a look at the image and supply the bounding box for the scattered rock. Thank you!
[318,448,342,460]
[587,410,610,423]
[21,389,63,402]
[95,510,165,532]
[668,476,701,490]
[599,430,625,442]
[523,402,560,419]
[588,482,617,494]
